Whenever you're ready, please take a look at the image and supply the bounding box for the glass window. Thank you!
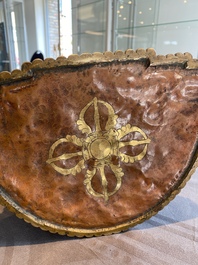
[72,0,107,54]
[114,0,198,58]
[69,0,198,57]
[11,1,27,67]
[1,0,28,70]
[0,0,10,71]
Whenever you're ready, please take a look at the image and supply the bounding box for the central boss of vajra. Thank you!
[47,97,151,202]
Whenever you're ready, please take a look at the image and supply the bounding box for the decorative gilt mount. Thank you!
[47,97,150,201]
[0,49,197,237]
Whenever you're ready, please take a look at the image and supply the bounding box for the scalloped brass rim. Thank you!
[1,48,198,84]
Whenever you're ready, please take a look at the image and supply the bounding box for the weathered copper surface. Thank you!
[0,49,197,236]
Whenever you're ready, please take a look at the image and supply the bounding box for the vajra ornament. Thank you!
[47,98,151,201]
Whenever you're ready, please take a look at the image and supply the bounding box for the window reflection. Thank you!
[72,0,106,54]
[0,0,27,70]
[114,0,198,57]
